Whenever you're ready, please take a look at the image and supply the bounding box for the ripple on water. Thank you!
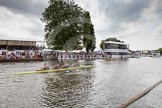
[0,58,162,108]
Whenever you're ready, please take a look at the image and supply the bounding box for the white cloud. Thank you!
[92,0,162,50]
[0,7,44,41]
[0,0,162,50]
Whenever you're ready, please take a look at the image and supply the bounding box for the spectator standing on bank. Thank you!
[34,52,38,59]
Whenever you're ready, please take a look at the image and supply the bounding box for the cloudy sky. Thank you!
[0,0,162,50]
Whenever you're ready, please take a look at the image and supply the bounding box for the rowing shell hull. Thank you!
[11,65,95,75]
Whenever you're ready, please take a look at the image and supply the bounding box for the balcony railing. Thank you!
[103,49,128,53]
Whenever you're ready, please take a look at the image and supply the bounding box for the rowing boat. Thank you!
[10,65,95,75]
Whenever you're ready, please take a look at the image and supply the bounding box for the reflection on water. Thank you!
[41,71,94,108]
[0,58,162,108]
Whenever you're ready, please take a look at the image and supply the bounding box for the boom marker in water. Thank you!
[10,65,95,75]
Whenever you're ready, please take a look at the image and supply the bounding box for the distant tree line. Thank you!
[158,48,162,55]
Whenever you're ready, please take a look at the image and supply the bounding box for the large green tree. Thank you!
[100,37,124,49]
[41,0,95,52]
[83,11,96,53]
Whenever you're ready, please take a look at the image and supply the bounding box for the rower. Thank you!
[56,64,60,69]
[71,62,76,67]
[71,61,79,72]
[74,62,79,67]
[42,62,50,70]
[62,62,69,68]
[65,63,69,68]
[75,62,80,71]
[53,63,60,69]
[52,64,56,69]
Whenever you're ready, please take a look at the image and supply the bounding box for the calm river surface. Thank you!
[0,57,162,108]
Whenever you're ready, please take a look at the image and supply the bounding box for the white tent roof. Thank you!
[42,49,52,52]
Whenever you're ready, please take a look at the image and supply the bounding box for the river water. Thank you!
[0,57,162,108]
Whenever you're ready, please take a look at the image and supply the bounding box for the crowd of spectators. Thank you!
[0,50,104,60]
[55,52,104,59]
[0,51,44,60]
[0,50,129,61]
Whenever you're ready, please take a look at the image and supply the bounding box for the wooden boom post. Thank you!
[117,80,162,108]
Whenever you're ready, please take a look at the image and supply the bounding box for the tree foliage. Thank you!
[158,48,162,55]
[41,0,95,52]
[100,37,124,49]
[82,12,96,53]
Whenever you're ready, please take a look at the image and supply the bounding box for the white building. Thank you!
[103,41,129,56]
[151,50,161,57]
